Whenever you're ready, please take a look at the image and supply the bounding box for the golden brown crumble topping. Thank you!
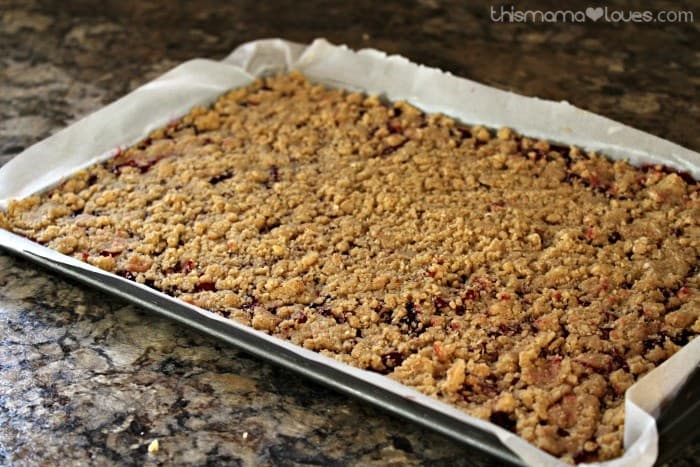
[2,73,698,464]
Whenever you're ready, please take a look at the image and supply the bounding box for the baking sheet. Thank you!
[0,38,698,466]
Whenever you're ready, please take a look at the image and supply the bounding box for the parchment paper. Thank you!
[0,38,698,467]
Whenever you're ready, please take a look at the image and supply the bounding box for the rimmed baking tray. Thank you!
[1,39,698,466]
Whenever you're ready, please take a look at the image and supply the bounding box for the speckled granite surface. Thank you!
[0,1,698,465]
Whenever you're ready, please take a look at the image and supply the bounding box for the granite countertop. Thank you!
[1,1,698,465]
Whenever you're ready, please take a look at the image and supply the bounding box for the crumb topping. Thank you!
[3,73,698,464]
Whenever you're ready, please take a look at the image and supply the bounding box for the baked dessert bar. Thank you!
[2,74,698,464]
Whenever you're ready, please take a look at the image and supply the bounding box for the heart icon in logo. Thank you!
[586,7,604,21]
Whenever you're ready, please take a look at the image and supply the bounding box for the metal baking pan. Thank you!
[1,39,699,466]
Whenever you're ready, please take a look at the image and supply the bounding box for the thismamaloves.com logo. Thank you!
[490,6,694,23]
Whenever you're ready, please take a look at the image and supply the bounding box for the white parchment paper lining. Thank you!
[0,38,698,467]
